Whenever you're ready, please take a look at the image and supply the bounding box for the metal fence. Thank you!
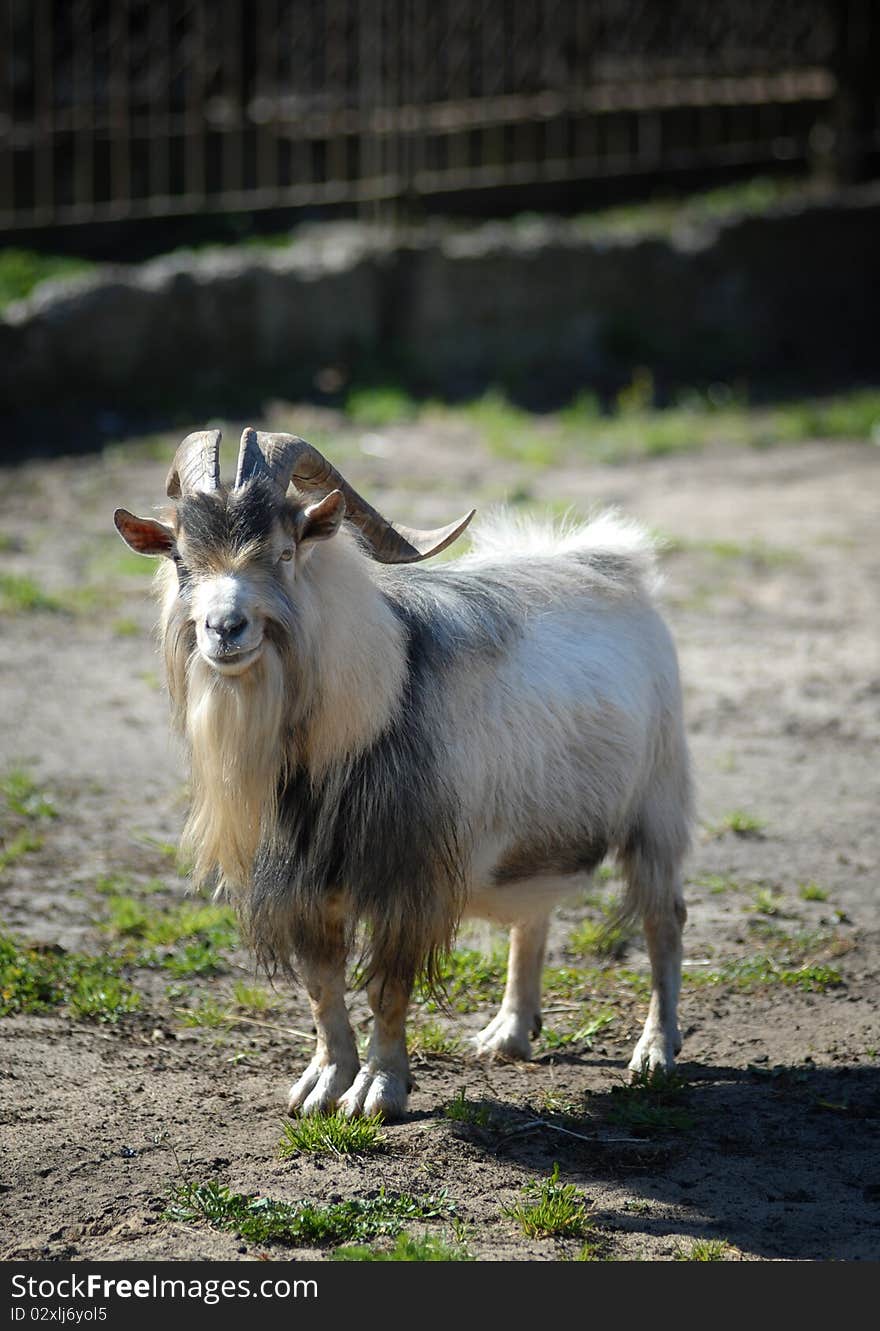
[1,1,876,233]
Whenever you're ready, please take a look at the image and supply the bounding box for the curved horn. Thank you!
[165,429,222,499]
[235,427,475,564]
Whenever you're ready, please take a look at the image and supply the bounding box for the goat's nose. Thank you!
[206,611,248,641]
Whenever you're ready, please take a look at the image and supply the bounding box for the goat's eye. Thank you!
[279,547,294,563]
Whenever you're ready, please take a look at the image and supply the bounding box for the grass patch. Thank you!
[712,810,767,838]
[0,574,62,615]
[279,1113,387,1158]
[1,769,58,820]
[457,389,556,465]
[177,997,232,1028]
[166,1180,454,1248]
[687,953,842,994]
[431,378,880,472]
[1,768,58,874]
[442,1088,499,1129]
[112,617,141,637]
[0,931,139,1021]
[569,905,636,960]
[89,544,158,581]
[332,1231,471,1261]
[573,176,809,242]
[799,882,829,902]
[0,827,45,870]
[94,872,166,897]
[606,1070,694,1136]
[503,1164,593,1239]
[691,873,750,895]
[573,1238,611,1260]
[539,1011,615,1052]
[232,980,279,1014]
[344,385,417,428]
[675,1238,734,1261]
[409,1019,462,1057]
[416,946,506,1014]
[750,888,786,917]
[102,897,238,975]
[542,964,594,1002]
[0,247,96,309]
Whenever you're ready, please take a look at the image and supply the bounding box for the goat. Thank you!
[114,427,692,1120]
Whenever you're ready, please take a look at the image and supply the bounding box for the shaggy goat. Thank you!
[114,427,692,1120]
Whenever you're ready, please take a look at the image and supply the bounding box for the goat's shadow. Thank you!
[411,1058,880,1261]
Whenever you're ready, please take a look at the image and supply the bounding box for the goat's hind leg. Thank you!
[621,826,687,1075]
[288,933,359,1116]
[473,914,549,1060]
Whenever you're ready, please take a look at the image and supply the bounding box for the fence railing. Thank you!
[1,0,876,232]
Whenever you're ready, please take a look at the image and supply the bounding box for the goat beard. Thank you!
[180,642,290,894]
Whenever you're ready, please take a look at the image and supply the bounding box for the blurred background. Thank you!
[1,0,879,448]
[2,0,878,240]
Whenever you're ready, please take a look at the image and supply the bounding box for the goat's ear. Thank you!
[297,490,346,547]
[114,508,177,558]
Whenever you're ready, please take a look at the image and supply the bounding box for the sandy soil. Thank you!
[0,421,878,1262]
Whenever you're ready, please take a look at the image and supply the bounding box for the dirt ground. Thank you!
[0,417,878,1262]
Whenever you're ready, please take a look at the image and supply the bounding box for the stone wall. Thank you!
[2,185,878,441]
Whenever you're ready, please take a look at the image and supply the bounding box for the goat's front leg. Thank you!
[337,974,412,1121]
[288,940,359,1116]
[473,915,548,1060]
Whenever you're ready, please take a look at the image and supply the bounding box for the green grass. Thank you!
[0,247,96,309]
[166,1180,454,1247]
[66,972,141,1021]
[455,390,556,465]
[177,997,233,1028]
[750,888,787,917]
[344,385,418,428]
[0,574,63,615]
[408,1019,462,1057]
[461,381,880,471]
[712,810,767,838]
[799,882,830,902]
[94,872,166,897]
[687,953,841,994]
[89,543,159,581]
[232,980,279,1014]
[442,1089,498,1129]
[573,176,809,242]
[541,964,593,1001]
[539,1011,615,1052]
[0,828,45,871]
[112,617,142,637]
[0,931,139,1021]
[691,873,751,895]
[279,1112,387,1157]
[332,1231,471,1261]
[606,1070,694,1135]
[1,768,58,873]
[569,904,636,960]
[573,1239,610,1261]
[102,896,238,975]
[1,770,58,820]
[674,1238,734,1261]
[503,1164,593,1239]
[416,946,506,1014]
